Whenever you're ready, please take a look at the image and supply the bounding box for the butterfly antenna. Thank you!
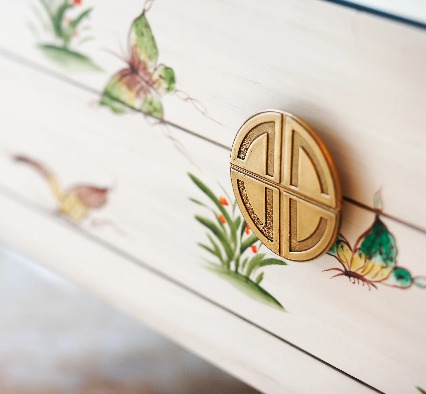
[174,89,224,127]
[160,123,200,170]
[102,47,127,64]
[373,187,383,214]
[143,0,156,14]
[118,36,127,60]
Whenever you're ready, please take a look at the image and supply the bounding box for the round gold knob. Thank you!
[230,110,342,262]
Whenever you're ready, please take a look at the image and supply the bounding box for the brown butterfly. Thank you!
[14,155,108,221]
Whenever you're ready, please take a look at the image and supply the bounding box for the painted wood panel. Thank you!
[0,0,425,231]
[0,55,425,393]
[0,194,375,394]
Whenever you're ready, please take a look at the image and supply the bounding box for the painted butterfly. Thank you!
[15,156,109,221]
[326,203,425,290]
[100,2,175,118]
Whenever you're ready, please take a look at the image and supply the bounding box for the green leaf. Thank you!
[234,216,241,232]
[240,234,258,255]
[40,0,56,33]
[189,197,207,207]
[230,215,241,247]
[53,3,72,39]
[245,256,287,278]
[358,216,397,268]
[70,8,92,30]
[241,257,249,270]
[206,234,224,264]
[211,267,285,310]
[417,387,426,394]
[255,272,264,284]
[195,216,234,263]
[240,218,247,237]
[260,258,287,266]
[130,13,158,67]
[244,253,266,277]
[198,243,217,256]
[77,36,94,46]
[38,0,54,22]
[188,173,233,227]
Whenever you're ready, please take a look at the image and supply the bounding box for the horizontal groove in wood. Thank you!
[0,0,425,229]
[0,47,424,236]
[0,54,425,393]
[0,183,382,394]
[321,0,426,28]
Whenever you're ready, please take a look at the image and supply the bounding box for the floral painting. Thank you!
[33,0,99,69]
[325,194,426,290]
[189,174,286,310]
[14,155,109,223]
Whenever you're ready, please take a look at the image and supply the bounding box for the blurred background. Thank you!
[0,246,258,394]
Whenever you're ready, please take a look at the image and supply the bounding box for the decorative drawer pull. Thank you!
[230,110,342,262]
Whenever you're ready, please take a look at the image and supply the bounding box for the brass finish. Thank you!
[230,110,341,262]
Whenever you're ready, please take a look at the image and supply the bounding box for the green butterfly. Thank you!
[100,6,176,118]
[326,194,426,290]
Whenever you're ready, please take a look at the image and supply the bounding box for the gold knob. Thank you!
[230,110,342,262]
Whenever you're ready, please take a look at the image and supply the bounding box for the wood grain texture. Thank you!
[0,55,425,393]
[0,0,425,230]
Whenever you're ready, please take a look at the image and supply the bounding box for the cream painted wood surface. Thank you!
[0,0,425,231]
[0,53,425,393]
[0,194,373,394]
[342,0,426,24]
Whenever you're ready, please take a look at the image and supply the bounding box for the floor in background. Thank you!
[0,246,258,394]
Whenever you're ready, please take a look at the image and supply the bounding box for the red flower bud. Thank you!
[219,196,228,206]
[72,0,82,5]
[251,245,257,253]
[245,225,250,234]
[218,214,226,224]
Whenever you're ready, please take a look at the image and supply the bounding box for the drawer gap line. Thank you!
[0,46,424,235]
[0,183,384,394]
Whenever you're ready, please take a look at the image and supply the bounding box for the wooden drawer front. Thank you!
[0,1,425,393]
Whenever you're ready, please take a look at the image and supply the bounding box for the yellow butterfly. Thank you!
[326,211,425,290]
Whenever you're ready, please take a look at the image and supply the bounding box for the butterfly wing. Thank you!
[73,185,109,208]
[153,63,176,94]
[328,234,352,270]
[130,14,174,115]
[100,68,143,113]
[386,267,414,288]
[354,216,397,282]
[140,93,164,118]
[101,13,168,118]
[130,12,158,68]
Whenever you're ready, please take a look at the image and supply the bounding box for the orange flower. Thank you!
[72,0,82,5]
[251,245,257,253]
[245,225,250,235]
[218,214,226,224]
[219,196,228,206]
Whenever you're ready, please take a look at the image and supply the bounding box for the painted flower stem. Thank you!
[190,173,287,309]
